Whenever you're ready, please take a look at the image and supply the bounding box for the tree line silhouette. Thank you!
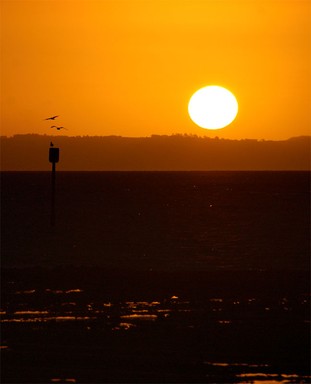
[1,134,310,171]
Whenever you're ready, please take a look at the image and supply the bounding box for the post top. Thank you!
[49,147,60,163]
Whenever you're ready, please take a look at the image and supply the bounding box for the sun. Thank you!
[188,86,238,129]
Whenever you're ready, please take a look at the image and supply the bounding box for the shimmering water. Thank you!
[1,172,310,383]
[1,268,310,383]
[1,171,309,270]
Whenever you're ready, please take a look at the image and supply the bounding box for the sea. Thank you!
[1,171,310,383]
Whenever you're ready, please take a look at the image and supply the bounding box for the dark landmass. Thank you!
[1,134,310,170]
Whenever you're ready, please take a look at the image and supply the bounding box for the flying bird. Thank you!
[51,126,68,130]
[45,115,59,120]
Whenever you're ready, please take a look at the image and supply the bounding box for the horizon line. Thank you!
[1,133,310,142]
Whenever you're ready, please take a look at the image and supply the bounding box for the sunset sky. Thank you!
[1,0,310,140]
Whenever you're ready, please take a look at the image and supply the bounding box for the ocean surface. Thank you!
[1,171,310,383]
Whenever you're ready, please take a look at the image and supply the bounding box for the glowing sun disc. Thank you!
[188,86,238,129]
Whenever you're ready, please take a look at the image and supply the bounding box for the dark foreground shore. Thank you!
[1,267,310,383]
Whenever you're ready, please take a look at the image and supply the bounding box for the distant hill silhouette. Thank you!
[0,134,310,171]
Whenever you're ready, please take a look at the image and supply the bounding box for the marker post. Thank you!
[49,146,60,226]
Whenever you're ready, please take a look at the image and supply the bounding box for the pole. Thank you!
[49,146,60,227]
[51,161,56,226]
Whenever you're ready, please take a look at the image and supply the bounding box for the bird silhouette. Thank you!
[50,142,54,147]
[45,115,59,120]
[51,126,68,130]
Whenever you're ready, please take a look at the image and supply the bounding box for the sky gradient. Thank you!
[1,0,310,140]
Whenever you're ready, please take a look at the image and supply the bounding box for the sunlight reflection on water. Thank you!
[120,314,157,320]
[204,362,311,383]
[1,289,310,384]
[205,362,270,368]
[236,377,309,384]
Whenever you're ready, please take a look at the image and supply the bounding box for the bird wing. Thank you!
[45,115,59,120]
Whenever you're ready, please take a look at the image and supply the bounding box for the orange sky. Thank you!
[1,0,310,140]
